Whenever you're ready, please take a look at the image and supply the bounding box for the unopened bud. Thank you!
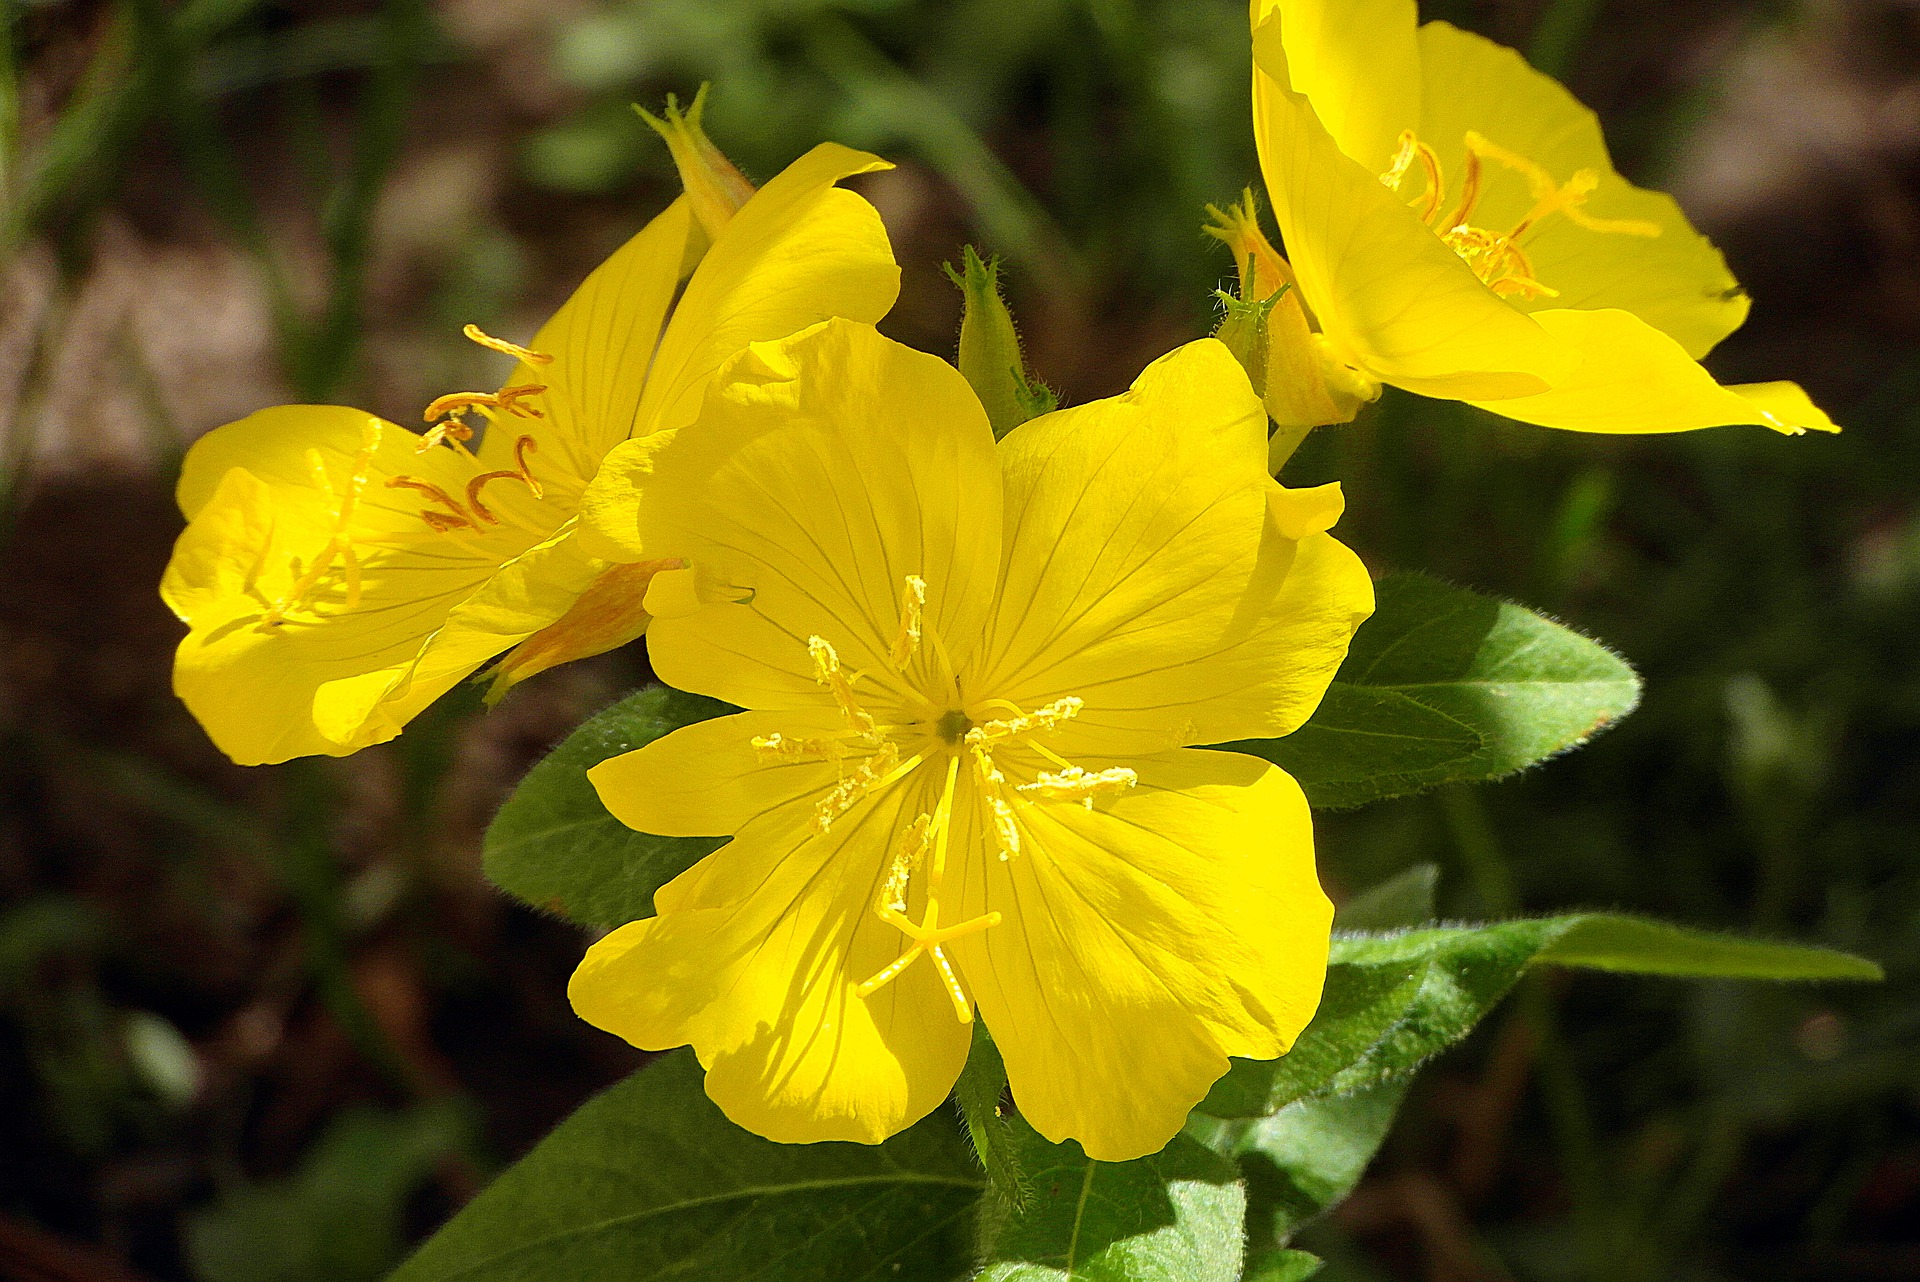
[944,246,1056,439]
[636,84,755,245]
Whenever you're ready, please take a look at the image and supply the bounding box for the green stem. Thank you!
[1440,786,1517,917]
[1443,786,1610,1279]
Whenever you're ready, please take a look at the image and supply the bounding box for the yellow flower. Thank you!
[160,123,899,765]
[567,319,1373,1161]
[1223,0,1835,436]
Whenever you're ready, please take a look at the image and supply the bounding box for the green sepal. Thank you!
[945,245,1055,437]
[956,1022,1030,1210]
[1211,260,1287,402]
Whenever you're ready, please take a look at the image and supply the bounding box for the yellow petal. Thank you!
[980,339,1374,754]
[1252,14,1572,400]
[160,467,436,763]
[165,410,548,762]
[947,750,1331,1162]
[473,197,699,490]
[1469,309,1840,434]
[569,774,969,1145]
[588,707,856,838]
[1412,21,1748,360]
[637,320,1003,712]
[577,430,677,562]
[309,527,606,747]
[1260,0,1421,175]
[635,143,901,440]
[485,558,677,702]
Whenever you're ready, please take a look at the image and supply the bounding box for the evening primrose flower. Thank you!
[160,117,899,765]
[1221,0,1835,436]
[567,319,1373,1161]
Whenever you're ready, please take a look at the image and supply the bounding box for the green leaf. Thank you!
[483,686,731,928]
[1232,574,1640,808]
[1191,1086,1405,1248]
[976,1121,1245,1282]
[1242,1249,1324,1282]
[189,1101,467,1282]
[1200,915,1881,1119]
[391,1050,982,1282]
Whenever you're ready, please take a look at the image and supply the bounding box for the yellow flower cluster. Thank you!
[158,7,1832,1159]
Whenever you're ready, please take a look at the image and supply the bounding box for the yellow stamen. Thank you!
[889,575,927,670]
[1380,130,1419,192]
[462,323,553,367]
[855,758,999,1022]
[813,743,920,834]
[809,636,877,741]
[416,418,474,454]
[1411,140,1446,224]
[1444,146,1484,232]
[258,419,383,628]
[751,732,848,762]
[1019,764,1139,809]
[878,814,933,914]
[965,695,1083,748]
[422,385,547,431]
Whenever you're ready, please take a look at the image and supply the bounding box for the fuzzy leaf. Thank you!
[1233,574,1640,808]
[483,687,731,928]
[390,1051,982,1282]
[976,1121,1245,1282]
[1200,915,1881,1119]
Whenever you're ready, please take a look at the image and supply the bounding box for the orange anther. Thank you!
[463,323,553,366]
[463,434,542,523]
[387,475,480,532]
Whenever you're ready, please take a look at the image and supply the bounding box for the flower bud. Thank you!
[944,246,1055,438]
[636,85,755,246]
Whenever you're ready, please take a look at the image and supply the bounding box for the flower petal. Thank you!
[1259,0,1421,174]
[473,197,699,491]
[164,408,562,763]
[589,707,859,838]
[635,143,901,439]
[979,339,1373,754]
[947,749,1331,1162]
[309,527,607,747]
[569,772,970,1145]
[1252,14,1572,400]
[1469,308,1839,434]
[1413,21,1749,360]
[634,320,1003,712]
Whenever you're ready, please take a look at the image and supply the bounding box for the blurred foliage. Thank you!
[0,0,1917,1279]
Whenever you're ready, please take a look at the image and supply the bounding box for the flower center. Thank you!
[750,575,1140,1022]
[1380,129,1661,299]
